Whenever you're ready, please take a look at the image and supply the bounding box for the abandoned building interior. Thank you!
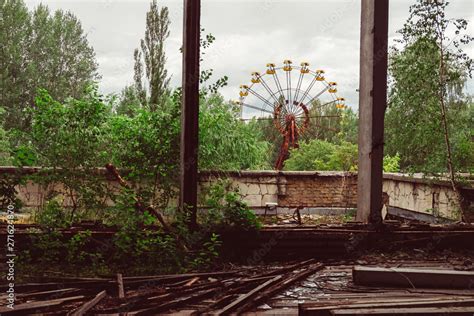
[0,0,473,315]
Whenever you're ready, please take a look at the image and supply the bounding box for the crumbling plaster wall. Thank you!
[2,167,468,220]
[382,173,462,219]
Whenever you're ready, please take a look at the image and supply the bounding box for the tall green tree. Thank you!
[133,0,170,111]
[386,0,473,221]
[0,0,98,131]
[386,0,473,176]
[29,5,98,103]
[0,0,31,130]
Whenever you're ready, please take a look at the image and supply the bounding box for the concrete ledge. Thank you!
[387,206,454,224]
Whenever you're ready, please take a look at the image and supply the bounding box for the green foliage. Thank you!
[112,217,185,274]
[66,230,102,267]
[285,139,400,172]
[35,199,69,228]
[29,86,111,222]
[338,108,359,144]
[284,139,347,171]
[0,173,23,211]
[383,154,401,173]
[190,233,222,270]
[202,180,262,231]
[114,85,141,117]
[107,100,180,208]
[329,141,358,172]
[133,0,170,111]
[386,0,473,174]
[199,95,271,170]
[0,0,98,131]
[0,108,12,165]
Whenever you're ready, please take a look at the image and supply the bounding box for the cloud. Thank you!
[23,0,473,108]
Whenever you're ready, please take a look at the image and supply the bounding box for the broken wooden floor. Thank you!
[2,222,474,314]
[1,250,474,315]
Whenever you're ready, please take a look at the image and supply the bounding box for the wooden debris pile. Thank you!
[298,266,474,316]
[0,259,324,315]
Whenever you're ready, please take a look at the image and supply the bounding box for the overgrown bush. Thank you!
[202,180,262,231]
[285,139,401,172]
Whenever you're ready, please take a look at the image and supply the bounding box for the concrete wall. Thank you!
[199,171,357,209]
[382,174,462,220]
[1,167,471,221]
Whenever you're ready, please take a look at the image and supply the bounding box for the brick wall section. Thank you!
[278,173,357,208]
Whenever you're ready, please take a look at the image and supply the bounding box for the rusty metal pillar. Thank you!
[356,0,389,224]
[180,0,201,229]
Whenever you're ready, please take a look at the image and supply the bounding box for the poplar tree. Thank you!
[133,0,170,111]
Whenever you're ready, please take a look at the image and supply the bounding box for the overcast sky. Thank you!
[24,0,473,109]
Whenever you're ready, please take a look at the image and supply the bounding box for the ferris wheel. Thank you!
[236,60,346,170]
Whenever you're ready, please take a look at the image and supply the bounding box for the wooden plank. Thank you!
[331,306,474,315]
[352,266,474,289]
[0,280,113,293]
[300,297,474,316]
[13,288,80,300]
[255,259,318,278]
[184,277,199,286]
[234,263,325,314]
[180,0,201,229]
[0,295,84,314]
[133,288,217,315]
[214,275,283,315]
[70,290,107,316]
[117,273,125,298]
[356,0,389,224]
[122,271,238,280]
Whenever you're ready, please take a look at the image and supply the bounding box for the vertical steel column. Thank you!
[356,0,389,224]
[180,0,201,229]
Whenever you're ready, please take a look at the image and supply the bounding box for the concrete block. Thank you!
[244,194,262,207]
[247,184,261,195]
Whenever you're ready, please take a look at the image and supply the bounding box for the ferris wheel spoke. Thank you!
[294,106,304,117]
[293,71,305,106]
[314,99,337,108]
[295,75,318,106]
[272,72,287,105]
[308,86,331,105]
[259,77,281,105]
[286,70,292,113]
[241,102,274,115]
[247,87,276,110]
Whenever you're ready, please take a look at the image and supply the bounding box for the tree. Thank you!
[115,85,142,116]
[386,0,473,221]
[29,5,98,103]
[386,0,473,177]
[284,139,400,172]
[284,139,338,171]
[30,86,110,222]
[0,1,98,131]
[0,0,31,130]
[133,0,170,111]
[199,94,271,170]
[0,108,12,165]
[107,97,180,208]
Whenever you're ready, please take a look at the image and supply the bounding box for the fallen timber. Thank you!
[2,260,474,315]
[352,266,474,289]
[0,260,326,315]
